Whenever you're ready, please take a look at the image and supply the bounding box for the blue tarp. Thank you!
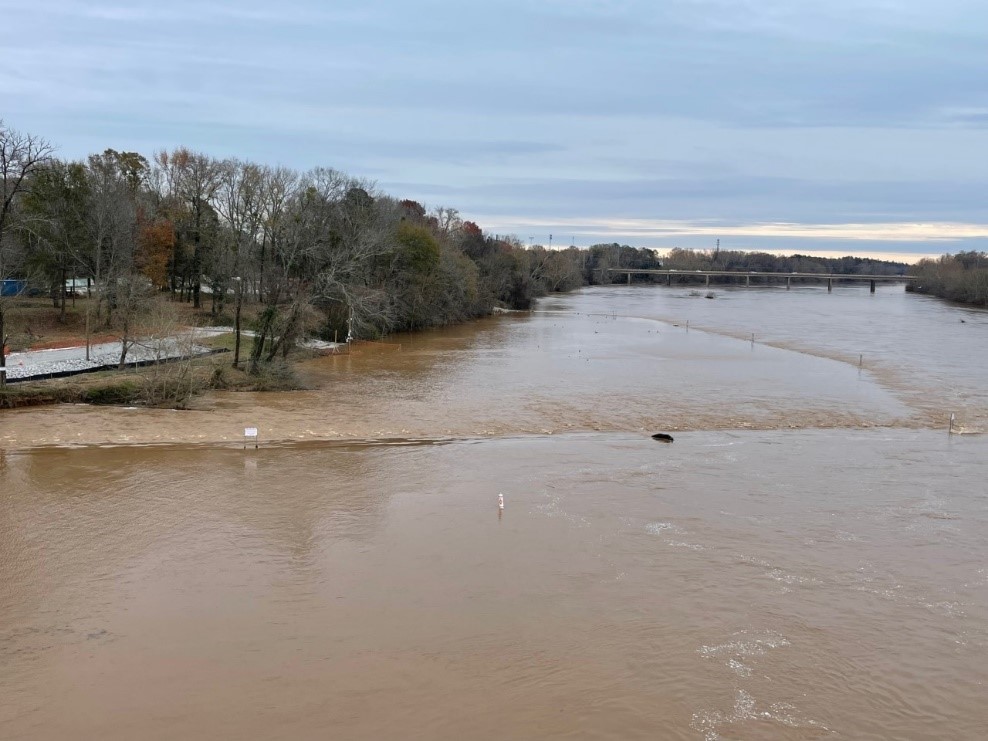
[1,280,27,297]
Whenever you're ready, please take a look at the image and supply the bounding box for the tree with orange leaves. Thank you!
[137,213,174,290]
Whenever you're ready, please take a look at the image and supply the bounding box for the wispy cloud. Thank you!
[476,216,988,243]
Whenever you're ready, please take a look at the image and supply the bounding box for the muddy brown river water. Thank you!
[2,284,987,739]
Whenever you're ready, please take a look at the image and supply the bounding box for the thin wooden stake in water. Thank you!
[859,354,863,368]
[948,413,955,436]
[750,333,755,347]
[686,320,689,332]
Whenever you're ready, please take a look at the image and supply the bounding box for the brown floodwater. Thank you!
[2,285,987,739]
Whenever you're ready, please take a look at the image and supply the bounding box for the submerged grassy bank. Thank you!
[0,335,308,410]
[0,295,313,409]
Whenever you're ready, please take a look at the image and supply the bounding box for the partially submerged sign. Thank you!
[244,426,258,449]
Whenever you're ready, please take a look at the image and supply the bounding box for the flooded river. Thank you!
[2,285,986,739]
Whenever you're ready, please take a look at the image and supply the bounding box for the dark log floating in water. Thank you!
[651,433,674,443]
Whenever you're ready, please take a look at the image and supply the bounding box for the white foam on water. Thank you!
[690,689,756,740]
[767,567,816,587]
[728,659,752,677]
[535,490,591,528]
[693,629,831,738]
[645,522,705,550]
[667,540,705,551]
[699,630,791,659]
[691,687,831,739]
[645,521,684,536]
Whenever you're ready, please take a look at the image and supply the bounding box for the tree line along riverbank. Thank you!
[1,119,976,408]
[906,252,988,306]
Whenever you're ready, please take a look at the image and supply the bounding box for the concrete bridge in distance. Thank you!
[607,269,916,293]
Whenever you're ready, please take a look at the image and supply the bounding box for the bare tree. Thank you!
[155,148,222,309]
[134,299,201,407]
[307,171,397,340]
[113,272,154,369]
[257,165,298,302]
[0,121,54,385]
[432,205,461,236]
[215,159,265,366]
[83,152,140,326]
[246,169,398,371]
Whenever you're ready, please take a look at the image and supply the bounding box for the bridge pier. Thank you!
[786,276,791,290]
[827,278,833,293]
[627,272,632,285]
[705,275,710,287]
[667,273,672,286]
[870,280,876,293]
[745,275,750,287]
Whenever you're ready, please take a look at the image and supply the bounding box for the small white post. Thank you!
[948,413,955,436]
[244,426,258,450]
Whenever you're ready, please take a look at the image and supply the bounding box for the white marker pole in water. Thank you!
[498,493,504,510]
[948,413,955,436]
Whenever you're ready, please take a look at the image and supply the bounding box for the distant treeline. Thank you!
[548,244,914,287]
[657,248,910,282]
[907,252,988,306]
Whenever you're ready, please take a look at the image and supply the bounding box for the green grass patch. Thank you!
[80,379,142,405]
[200,332,257,356]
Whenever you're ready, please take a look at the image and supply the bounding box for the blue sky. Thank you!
[3,0,988,261]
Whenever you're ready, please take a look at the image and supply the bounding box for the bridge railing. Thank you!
[605,269,914,292]
[606,269,914,280]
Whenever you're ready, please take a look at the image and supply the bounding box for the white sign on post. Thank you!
[244,427,258,449]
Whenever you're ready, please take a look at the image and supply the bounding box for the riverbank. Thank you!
[0,334,312,410]
[3,284,985,450]
[0,295,314,408]
[907,253,988,306]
